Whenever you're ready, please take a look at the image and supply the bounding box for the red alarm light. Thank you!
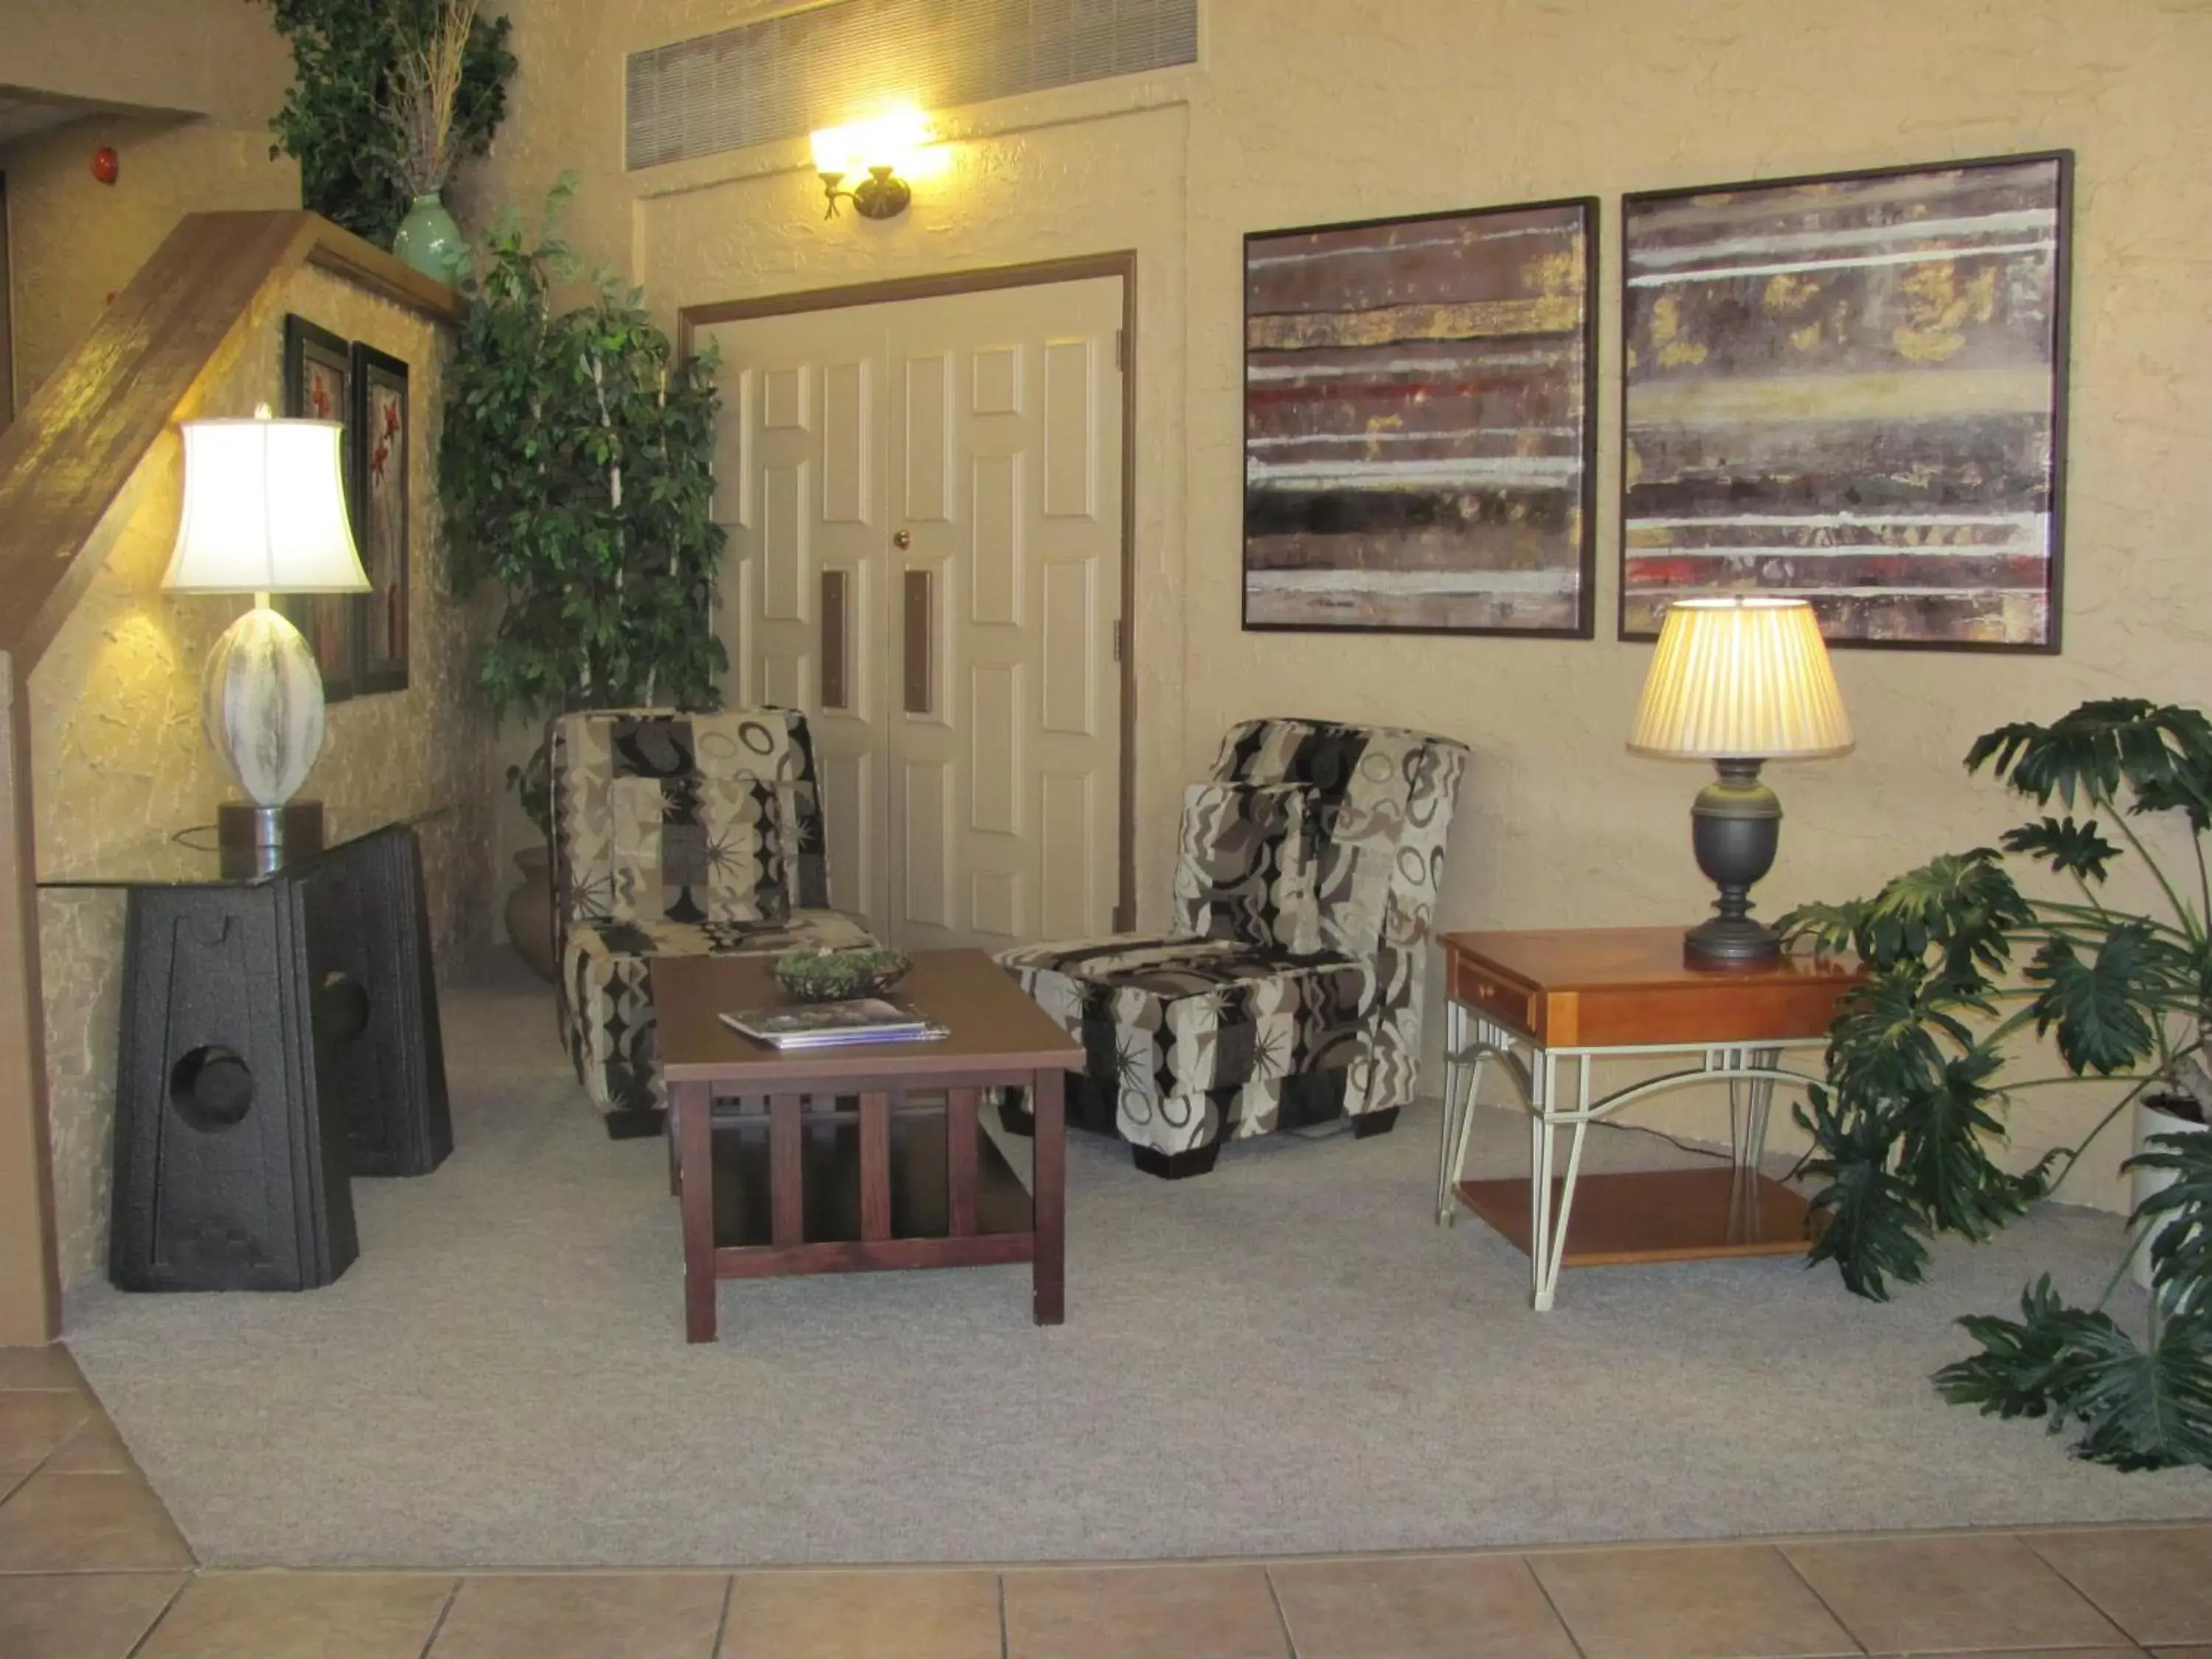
[91,147,119,185]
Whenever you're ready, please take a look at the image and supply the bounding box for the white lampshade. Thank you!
[1630,596,1854,760]
[162,416,369,594]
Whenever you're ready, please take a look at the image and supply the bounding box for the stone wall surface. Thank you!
[460,0,2212,1211]
[31,262,493,1287]
[0,0,291,126]
[0,2,295,411]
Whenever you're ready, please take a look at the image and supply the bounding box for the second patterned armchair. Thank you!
[997,717,1468,1177]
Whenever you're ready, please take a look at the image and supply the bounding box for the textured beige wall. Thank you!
[469,0,2212,1209]
[0,0,291,125]
[31,263,494,1287]
[1,114,297,411]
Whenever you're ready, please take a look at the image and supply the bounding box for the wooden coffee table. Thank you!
[654,948,1080,1343]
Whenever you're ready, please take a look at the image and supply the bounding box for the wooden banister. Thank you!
[0,211,459,671]
[0,211,458,1342]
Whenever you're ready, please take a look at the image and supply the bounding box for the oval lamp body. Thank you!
[201,605,327,806]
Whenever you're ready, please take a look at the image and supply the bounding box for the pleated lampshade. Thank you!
[1630,597,1853,760]
[162,416,369,594]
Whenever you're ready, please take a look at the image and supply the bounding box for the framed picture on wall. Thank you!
[1618,150,2073,652]
[280,315,361,700]
[351,343,410,694]
[1242,196,1599,637]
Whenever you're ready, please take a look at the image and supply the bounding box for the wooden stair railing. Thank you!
[0,212,459,1343]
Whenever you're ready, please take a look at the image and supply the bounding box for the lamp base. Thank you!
[1683,757,1784,970]
[1683,914,1783,968]
[202,602,328,812]
[218,799,324,879]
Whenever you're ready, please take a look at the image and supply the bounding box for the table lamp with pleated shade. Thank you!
[163,407,369,871]
[1629,596,1853,966]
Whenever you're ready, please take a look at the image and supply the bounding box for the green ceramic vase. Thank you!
[392,192,466,283]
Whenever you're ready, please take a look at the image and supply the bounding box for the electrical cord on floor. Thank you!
[1591,1118,1734,1162]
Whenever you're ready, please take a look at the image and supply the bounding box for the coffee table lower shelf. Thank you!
[709,1108,1034,1276]
[1455,1167,1817,1267]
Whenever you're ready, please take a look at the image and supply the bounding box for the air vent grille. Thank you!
[626,0,1198,171]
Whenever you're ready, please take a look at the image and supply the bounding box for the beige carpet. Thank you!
[63,959,2212,1568]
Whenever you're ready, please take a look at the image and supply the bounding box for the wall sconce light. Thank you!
[810,106,928,220]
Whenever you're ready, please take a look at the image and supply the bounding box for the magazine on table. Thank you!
[719,997,949,1050]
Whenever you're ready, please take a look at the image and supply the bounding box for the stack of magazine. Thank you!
[720,997,950,1051]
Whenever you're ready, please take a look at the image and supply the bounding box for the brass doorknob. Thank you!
[892,527,912,549]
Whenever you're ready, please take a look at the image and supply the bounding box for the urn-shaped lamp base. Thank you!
[201,599,328,817]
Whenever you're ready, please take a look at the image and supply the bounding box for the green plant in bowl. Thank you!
[772,946,912,1002]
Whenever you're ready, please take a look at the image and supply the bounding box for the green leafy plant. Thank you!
[262,0,515,246]
[1782,698,2212,1470]
[771,947,914,1003]
[440,179,728,832]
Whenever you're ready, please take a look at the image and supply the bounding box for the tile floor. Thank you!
[1,1344,2208,1658]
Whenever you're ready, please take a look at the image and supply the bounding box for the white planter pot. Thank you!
[2129,1096,2207,1293]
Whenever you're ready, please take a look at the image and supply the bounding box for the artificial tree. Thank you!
[1783,698,2212,1470]
[440,178,728,831]
[261,0,514,247]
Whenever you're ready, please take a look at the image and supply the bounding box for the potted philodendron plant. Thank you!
[1783,698,2212,1470]
[442,178,728,978]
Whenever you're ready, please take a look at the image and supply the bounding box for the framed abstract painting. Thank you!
[351,343,410,694]
[280,315,360,700]
[1619,151,2072,652]
[1242,196,1599,636]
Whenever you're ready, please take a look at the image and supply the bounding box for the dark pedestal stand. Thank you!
[106,823,451,1292]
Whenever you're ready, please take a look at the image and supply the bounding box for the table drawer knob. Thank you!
[1456,969,1532,1033]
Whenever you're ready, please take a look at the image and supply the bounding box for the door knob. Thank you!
[892,527,912,549]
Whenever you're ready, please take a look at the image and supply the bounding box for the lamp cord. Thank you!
[1593,1118,1736,1164]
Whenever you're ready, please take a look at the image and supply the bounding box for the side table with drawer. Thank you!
[1436,927,1863,1310]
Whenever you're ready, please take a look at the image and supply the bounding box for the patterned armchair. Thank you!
[551,709,875,1138]
[998,717,1468,1178]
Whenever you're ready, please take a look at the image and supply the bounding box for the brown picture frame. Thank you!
[1618,150,2073,653]
[351,342,410,694]
[280,315,361,700]
[1241,196,1599,639]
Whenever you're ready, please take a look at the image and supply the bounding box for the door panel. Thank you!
[705,309,892,925]
[903,352,953,521]
[703,274,1123,950]
[821,360,871,524]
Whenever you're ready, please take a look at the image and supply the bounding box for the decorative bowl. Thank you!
[771,945,912,1002]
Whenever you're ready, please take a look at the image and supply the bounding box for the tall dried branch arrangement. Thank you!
[388,0,478,197]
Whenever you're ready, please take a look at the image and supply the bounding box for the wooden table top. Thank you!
[1440,927,1860,992]
[1438,926,1863,1049]
[656,948,1082,1085]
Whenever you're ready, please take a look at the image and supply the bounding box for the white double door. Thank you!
[703,276,1124,951]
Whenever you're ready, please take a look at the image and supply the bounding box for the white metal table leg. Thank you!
[1739,1046,1780,1169]
[1721,1045,1784,1239]
[1531,1053,1594,1311]
[1436,1000,1468,1225]
[1441,1015,1501,1227]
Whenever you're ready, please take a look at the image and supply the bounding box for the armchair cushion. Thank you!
[999,933,1369,1157]
[1170,781,1322,956]
[554,712,828,937]
[564,909,876,1133]
[602,769,788,926]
